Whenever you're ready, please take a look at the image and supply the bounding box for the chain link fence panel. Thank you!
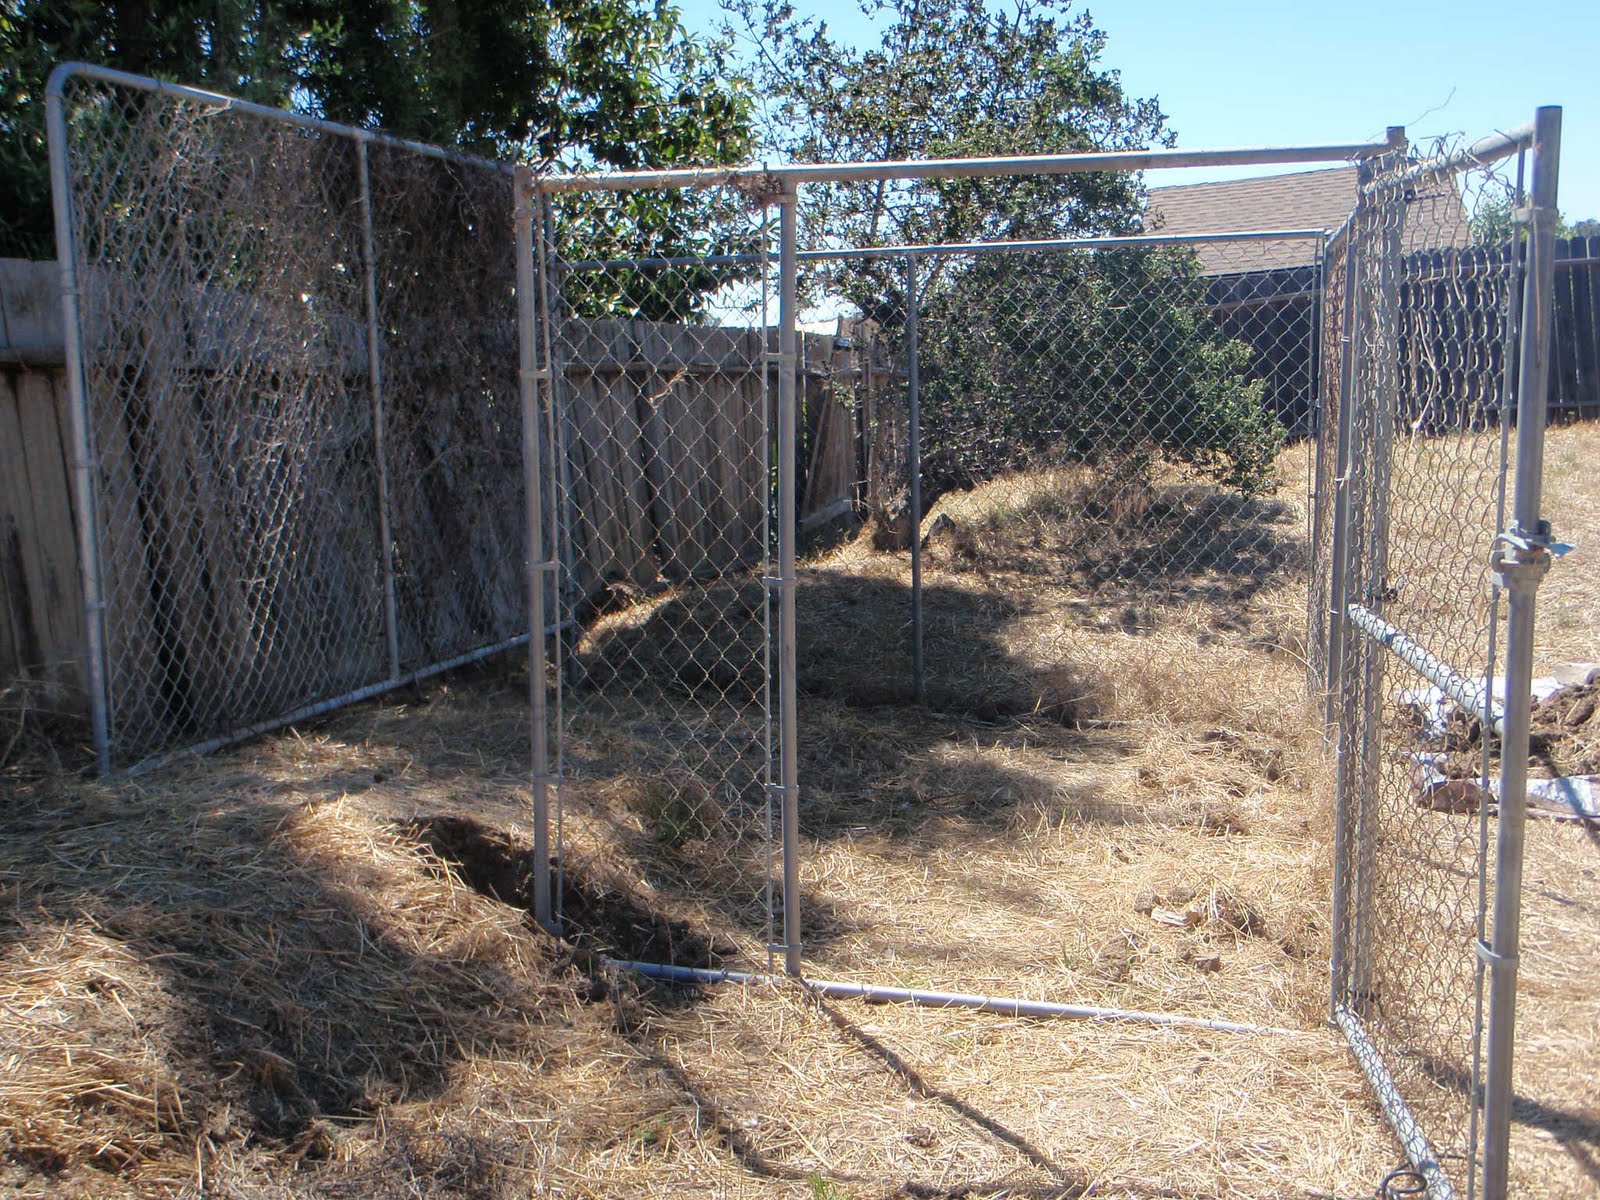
[51,69,525,771]
[537,187,784,969]
[1327,137,1527,1198]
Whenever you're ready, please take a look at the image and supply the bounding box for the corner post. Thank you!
[356,138,403,682]
[1479,105,1562,1200]
[905,255,925,704]
[45,67,112,775]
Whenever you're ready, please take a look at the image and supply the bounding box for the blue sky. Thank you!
[676,0,1598,220]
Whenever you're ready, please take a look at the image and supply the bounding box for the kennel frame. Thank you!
[40,63,1560,1200]
[524,123,1559,1200]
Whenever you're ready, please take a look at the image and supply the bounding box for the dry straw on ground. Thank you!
[3,427,1596,1199]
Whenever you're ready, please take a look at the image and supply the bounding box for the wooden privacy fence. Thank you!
[0,260,80,710]
[1211,237,1600,436]
[1,254,897,716]
[553,315,896,598]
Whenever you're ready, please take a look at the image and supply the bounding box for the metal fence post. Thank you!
[905,255,925,704]
[356,138,403,681]
[516,166,554,930]
[776,182,803,976]
[1349,129,1407,1010]
[1326,228,1364,1016]
[45,70,112,775]
[1479,104,1562,1200]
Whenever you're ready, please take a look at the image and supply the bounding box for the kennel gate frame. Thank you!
[523,136,1399,980]
[1317,111,1563,1200]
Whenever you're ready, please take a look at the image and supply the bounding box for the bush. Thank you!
[914,247,1283,495]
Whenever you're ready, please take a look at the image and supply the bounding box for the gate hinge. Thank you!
[1490,520,1571,592]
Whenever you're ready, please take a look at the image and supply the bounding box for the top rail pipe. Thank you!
[533,135,1405,195]
[1365,122,1536,194]
[46,62,512,174]
[554,228,1331,273]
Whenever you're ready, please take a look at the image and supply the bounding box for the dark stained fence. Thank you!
[1207,238,1600,437]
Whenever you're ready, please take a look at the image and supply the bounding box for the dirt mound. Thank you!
[1530,681,1600,775]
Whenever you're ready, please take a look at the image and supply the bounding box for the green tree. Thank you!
[0,0,754,269]
[725,0,1276,495]
[722,0,1168,319]
[917,249,1280,495]
[1469,195,1593,245]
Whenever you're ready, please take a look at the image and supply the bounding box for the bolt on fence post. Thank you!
[45,68,112,775]
[516,167,554,930]
[356,138,403,681]
[1480,105,1562,1200]
[905,255,925,705]
[776,181,803,976]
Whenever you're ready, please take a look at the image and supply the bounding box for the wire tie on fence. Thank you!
[519,367,552,383]
[760,574,796,590]
[1475,939,1519,973]
[764,782,798,799]
[531,560,561,573]
[764,351,797,367]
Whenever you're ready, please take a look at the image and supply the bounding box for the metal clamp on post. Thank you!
[531,773,563,789]
[761,574,796,590]
[764,781,798,800]
[1476,938,1520,974]
[519,366,552,383]
[764,351,797,367]
[1490,522,1570,594]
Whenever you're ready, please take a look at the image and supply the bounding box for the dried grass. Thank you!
[2,434,1594,1198]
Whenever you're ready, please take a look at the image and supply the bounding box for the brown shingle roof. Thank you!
[1146,166,1470,274]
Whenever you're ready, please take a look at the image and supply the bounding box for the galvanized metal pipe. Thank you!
[1480,105,1562,1200]
[44,69,111,776]
[776,183,803,976]
[515,165,555,930]
[1336,1006,1456,1200]
[1346,604,1505,736]
[610,959,1303,1037]
[117,630,555,777]
[553,228,1330,273]
[535,190,573,931]
[47,62,510,172]
[356,140,403,682]
[534,136,1404,195]
[905,257,925,705]
[1369,122,1536,194]
[1326,217,1364,1017]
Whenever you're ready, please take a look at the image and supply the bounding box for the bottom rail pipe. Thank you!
[606,958,1302,1037]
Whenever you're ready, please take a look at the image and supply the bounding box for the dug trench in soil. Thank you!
[404,812,735,972]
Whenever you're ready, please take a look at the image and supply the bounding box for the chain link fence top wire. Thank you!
[540,183,782,965]
[56,74,522,769]
[1332,137,1524,1195]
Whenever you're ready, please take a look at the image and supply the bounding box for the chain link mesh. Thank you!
[539,187,781,967]
[55,72,522,769]
[899,237,1319,706]
[1327,139,1525,1196]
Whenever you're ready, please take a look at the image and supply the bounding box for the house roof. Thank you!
[1146,166,1470,274]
